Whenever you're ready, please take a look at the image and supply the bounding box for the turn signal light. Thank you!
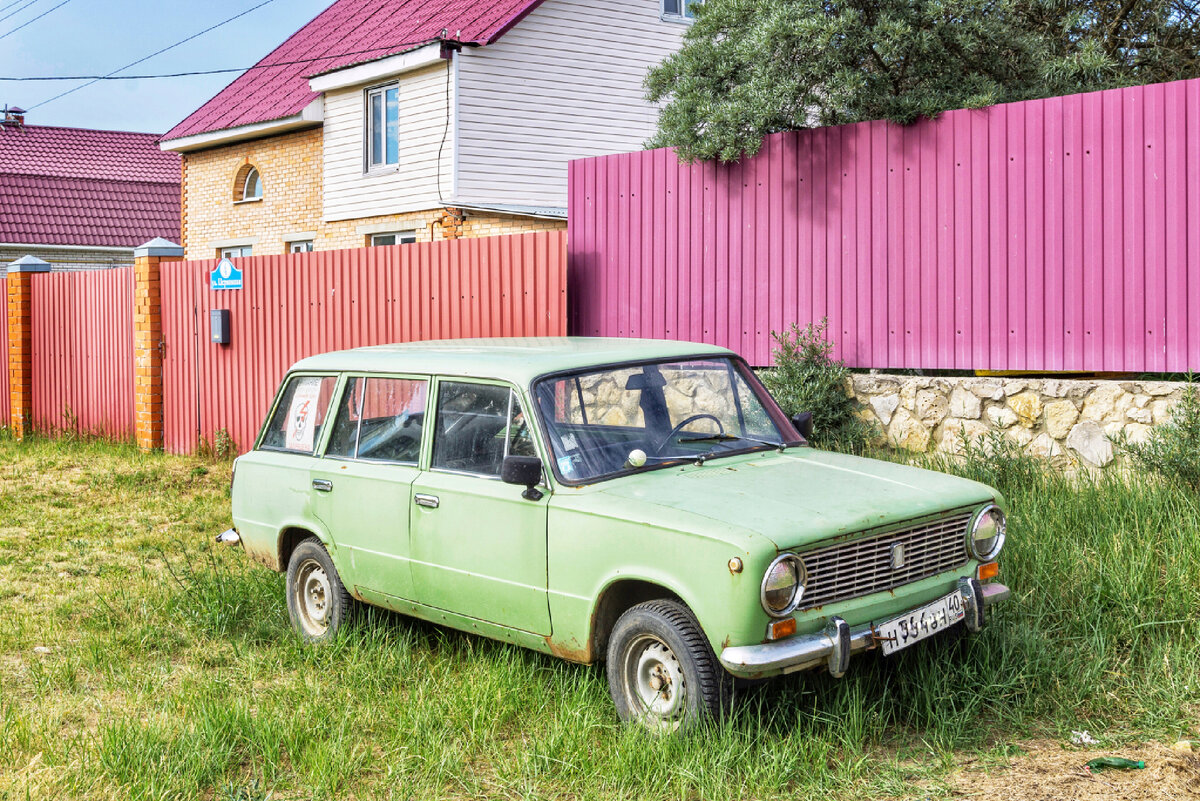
[769,618,796,640]
[977,561,1000,581]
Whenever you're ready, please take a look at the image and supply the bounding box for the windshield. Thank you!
[533,356,799,484]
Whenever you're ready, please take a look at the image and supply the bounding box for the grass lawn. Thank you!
[1,434,1198,800]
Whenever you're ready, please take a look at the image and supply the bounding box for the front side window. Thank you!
[220,245,252,258]
[432,382,531,476]
[366,83,400,169]
[260,374,339,453]
[289,240,314,253]
[534,357,793,484]
[371,231,416,247]
[325,376,427,463]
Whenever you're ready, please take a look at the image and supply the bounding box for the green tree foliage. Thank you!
[761,319,873,449]
[647,0,1200,161]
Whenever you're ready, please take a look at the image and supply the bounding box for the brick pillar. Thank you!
[133,238,183,451]
[7,256,49,439]
[440,207,464,239]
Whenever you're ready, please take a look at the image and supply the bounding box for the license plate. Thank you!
[877,590,965,656]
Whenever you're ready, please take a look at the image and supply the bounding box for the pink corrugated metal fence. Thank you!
[0,275,9,426]
[569,77,1200,371]
[161,231,567,455]
[29,268,134,436]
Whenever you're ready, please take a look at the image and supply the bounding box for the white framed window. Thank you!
[366,83,400,170]
[289,240,314,254]
[242,167,263,200]
[371,231,416,247]
[662,0,698,20]
[220,245,252,258]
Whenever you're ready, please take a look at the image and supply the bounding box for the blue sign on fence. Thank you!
[210,258,243,291]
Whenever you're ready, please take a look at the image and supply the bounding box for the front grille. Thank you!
[798,511,972,610]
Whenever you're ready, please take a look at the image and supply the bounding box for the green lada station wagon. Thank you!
[220,337,1010,730]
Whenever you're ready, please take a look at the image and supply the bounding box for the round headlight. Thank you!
[761,554,807,617]
[968,504,1006,561]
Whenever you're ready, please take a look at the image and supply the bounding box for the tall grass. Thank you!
[0,435,1197,799]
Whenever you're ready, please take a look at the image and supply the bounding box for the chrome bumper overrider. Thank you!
[719,578,1010,679]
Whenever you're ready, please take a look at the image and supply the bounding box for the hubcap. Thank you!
[294,558,332,636]
[623,634,687,730]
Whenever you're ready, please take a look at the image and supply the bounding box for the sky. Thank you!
[0,0,331,134]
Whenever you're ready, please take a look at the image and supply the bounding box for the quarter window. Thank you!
[260,375,338,454]
[326,376,428,463]
[433,382,530,476]
[366,83,400,169]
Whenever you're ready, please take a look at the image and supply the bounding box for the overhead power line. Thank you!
[26,0,281,111]
[0,0,41,25]
[1,40,440,83]
[0,0,33,16]
[0,0,73,41]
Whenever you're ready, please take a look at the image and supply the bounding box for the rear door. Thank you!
[310,374,429,598]
[408,379,551,635]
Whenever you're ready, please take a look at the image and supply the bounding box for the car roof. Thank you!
[289,337,736,385]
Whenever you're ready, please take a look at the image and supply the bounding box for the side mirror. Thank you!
[791,411,814,441]
[501,455,544,501]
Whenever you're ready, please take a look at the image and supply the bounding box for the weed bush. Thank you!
[1117,377,1200,491]
[761,319,872,449]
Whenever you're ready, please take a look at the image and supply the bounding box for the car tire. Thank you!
[285,537,352,643]
[606,599,731,732]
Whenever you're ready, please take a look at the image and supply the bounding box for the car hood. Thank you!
[589,447,997,550]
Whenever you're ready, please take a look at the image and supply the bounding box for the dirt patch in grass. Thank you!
[947,740,1200,799]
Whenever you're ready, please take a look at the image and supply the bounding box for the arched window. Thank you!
[233,164,263,202]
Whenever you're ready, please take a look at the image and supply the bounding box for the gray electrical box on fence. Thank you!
[210,309,231,345]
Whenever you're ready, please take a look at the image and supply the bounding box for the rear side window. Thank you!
[260,375,338,453]
[325,376,428,463]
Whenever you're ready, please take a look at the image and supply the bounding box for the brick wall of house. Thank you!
[0,246,132,271]
[181,129,566,260]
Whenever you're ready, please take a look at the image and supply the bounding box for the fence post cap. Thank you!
[7,255,50,273]
[135,238,183,258]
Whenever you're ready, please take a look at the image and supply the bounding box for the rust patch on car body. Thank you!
[545,637,592,664]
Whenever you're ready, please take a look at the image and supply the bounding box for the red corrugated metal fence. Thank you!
[161,231,567,455]
[569,77,1200,371]
[29,268,134,436]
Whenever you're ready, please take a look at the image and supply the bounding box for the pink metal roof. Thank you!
[0,125,180,248]
[164,0,543,142]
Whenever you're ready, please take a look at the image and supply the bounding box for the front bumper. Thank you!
[719,578,1010,679]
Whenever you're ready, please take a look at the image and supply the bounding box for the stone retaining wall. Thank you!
[848,374,1190,469]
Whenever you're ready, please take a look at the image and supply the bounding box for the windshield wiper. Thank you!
[678,433,788,452]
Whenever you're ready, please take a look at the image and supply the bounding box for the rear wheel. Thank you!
[606,599,730,732]
[285,537,352,643]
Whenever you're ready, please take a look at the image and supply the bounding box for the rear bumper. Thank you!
[719,578,1009,679]
[215,528,242,547]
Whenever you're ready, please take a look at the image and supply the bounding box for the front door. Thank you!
[409,380,551,635]
[310,374,429,598]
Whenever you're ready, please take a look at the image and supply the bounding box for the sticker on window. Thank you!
[285,377,323,451]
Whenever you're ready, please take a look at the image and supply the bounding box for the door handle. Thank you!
[414,493,439,509]
[312,479,333,492]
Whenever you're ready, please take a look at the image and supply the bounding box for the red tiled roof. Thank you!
[164,0,543,142]
[0,125,181,248]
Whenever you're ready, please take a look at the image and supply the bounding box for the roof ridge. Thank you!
[1,124,166,137]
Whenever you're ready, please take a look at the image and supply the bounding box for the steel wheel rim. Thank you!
[621,633,686,730]
[294,558,332,637]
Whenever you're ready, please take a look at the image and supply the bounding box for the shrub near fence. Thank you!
[160,232,567,455]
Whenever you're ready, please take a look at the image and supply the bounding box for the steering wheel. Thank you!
[652,413,725,455]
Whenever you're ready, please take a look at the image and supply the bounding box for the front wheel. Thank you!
[605,599,730,732]
[285,537,352,643]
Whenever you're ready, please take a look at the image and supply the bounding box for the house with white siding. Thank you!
[159,0,691,260]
